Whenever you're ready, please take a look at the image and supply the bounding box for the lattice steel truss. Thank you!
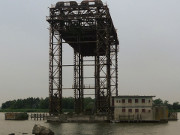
[47,0,119,116]
[49,28,62,115]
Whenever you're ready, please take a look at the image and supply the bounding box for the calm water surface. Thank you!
[0,113,179,135]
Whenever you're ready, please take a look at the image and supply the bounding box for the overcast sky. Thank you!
[0,0,179,105]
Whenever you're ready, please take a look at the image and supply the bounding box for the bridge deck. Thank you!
[47,1,119,56]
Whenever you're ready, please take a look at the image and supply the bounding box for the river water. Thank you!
[0,113,179,135]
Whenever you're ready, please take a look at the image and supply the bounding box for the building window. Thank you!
[128,109,132,113]
[142,109,146,113]
[116,100,118,103]
[135,109,139,113]
[122,99,125,103]
[149,100,151,103]
[122,108,126,112]
[142,99,145,103]
[135,99,138,103]
[128,99,132,103]
[119,100,121,103]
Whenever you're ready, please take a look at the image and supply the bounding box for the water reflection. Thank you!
[0,113,179,135]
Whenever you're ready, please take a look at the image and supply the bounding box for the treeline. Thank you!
[1,97,49,110]
[1,97,179,112]
[1,97,94,112]
[153,98,180,112]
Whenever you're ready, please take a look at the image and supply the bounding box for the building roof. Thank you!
[113,95,156,98]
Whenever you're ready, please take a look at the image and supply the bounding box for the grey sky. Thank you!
[0,0,179,105]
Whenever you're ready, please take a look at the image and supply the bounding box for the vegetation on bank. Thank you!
[0,97,179,112]
[0,109,48,113]
[153,98,180,112]
[0,97,94,112]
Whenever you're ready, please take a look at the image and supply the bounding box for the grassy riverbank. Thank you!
[169,110,180,112]
[0,109,48,113]
[0,109,74,113]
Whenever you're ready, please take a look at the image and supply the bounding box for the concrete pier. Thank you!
[46,114,109,123]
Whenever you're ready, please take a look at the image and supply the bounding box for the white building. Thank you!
[112,96,157,121]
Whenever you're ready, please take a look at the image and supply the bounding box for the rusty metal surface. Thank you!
[47,0,119,116]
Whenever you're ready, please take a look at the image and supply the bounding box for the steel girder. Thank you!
[47,2,119,116]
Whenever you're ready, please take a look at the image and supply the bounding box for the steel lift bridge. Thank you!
[47,0,119,116]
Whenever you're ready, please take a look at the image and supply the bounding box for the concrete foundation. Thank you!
[46,114,109,123]
[5,113,28,120]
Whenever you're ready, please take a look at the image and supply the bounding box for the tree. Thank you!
[153,98,163,106]
[173,102,180,110]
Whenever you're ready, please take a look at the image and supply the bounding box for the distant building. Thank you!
[112,96,168,122]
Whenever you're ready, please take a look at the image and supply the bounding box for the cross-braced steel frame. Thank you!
[47,0,119,116]
[49,27,62,115]
[74,51,84,113]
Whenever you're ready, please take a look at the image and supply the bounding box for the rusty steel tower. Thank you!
[47,0,119,116]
